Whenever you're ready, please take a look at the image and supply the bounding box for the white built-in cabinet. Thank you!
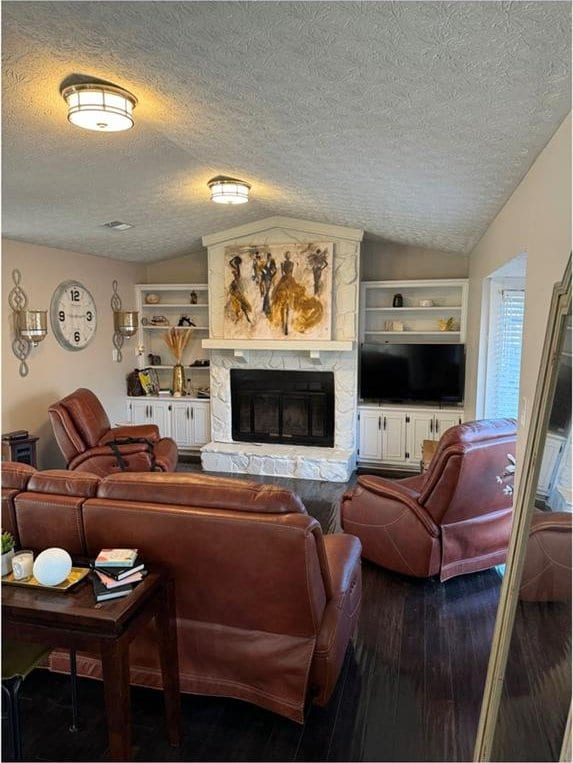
[126,397,210,450]
[358,404,464,469]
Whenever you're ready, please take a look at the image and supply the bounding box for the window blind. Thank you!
[487,289,525,419]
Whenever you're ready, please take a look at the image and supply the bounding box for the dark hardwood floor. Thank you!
[2,466,506,762]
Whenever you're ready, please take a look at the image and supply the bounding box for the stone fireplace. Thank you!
[200,216,363,482]
[231,369,335,447]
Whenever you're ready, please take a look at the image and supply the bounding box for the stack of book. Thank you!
[91,548,147,602]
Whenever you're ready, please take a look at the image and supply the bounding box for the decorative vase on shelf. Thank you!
[392,293,403,307]
[172,364,185,397]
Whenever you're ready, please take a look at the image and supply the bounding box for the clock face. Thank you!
[50,280,97,351]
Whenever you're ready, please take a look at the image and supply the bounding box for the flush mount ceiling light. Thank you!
[61,83,137,132]
[208,176,251,205]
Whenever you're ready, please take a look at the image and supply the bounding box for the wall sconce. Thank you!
[111,280,138,362]
[9,269,48,377]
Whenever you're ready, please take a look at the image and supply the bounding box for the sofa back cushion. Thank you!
[1,461,36,490]
[82,499,326,636]
[97,472,307,514]
[28,469,100,498]
[420,418,517,525]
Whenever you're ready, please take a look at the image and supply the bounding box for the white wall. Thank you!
[466,113,571,463]
[2,240,146,468]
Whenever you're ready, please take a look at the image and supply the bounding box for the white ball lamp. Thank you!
[33,548,72,586]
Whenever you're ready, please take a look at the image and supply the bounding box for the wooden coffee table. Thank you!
[2,568,182,761]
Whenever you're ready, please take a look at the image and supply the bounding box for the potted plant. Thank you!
[1,531,15,576]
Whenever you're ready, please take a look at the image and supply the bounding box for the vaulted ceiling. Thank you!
[2,1,571,262]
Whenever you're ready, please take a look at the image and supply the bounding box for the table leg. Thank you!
[155,578,182,747]
[100,638,132,761]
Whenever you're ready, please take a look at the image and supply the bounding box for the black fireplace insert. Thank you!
[230,369,335,447]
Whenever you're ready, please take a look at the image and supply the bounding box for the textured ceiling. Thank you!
[2,1,571,263]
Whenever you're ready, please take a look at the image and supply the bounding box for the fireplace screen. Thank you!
[230,369,335,447]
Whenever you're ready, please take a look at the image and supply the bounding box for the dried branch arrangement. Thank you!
[162,327,193,363]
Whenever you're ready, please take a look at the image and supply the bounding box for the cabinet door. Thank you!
[358,410,383,462]
[434,413,462,440]
[406,412,434,464]
[150,401,171,439]
[381,410,407,464]
[171,403,193,447]
[130,399,150,426]
[191,403,210,447]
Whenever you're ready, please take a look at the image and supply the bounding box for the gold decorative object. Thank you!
[2,566,89,591]
[171,364,185,397]
[438,317,456,331]
[162,327,193,396]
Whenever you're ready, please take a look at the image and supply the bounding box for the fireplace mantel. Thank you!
[203,338,353,363]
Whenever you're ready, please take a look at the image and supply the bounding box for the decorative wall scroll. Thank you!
[223,242,333,340]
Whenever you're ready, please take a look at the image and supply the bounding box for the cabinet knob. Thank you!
[435,420,439,433]
[168,405,172,412]
[186,407,190,419]
[191,407,194,420]
[430,419,433,434]
[383,416,386,431]
[378,416,381,430]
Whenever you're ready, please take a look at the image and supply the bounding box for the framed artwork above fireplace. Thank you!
[223,242,333,340]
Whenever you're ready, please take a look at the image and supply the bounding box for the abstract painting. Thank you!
[223,242,333,340]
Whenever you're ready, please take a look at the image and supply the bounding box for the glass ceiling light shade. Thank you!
[61,83,137,132]
[208,176,251,205]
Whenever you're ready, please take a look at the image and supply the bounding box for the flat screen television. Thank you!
[360,343,466,404]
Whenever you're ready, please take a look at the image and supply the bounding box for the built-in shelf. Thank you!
[143,325,209,331]
[360,279,468,344]
[364,330,460,336]
[142,365,210,370]
[136,283,210,372]
[142,303,208,309]
[364,306,462,312]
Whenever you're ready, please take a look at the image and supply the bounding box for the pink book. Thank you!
[95,570,145,589]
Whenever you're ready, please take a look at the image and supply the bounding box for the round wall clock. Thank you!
[50,280,97,351]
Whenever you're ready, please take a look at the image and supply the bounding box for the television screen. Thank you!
[360,343,466,404]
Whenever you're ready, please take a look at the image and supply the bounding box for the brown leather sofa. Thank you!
[519,510,572,601]
[342,419,517,581]
[48,387,178,476]
[1,462,362,723]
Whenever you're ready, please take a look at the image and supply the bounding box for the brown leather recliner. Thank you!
[48,387,178,476]
[1,462,362,724]
[342,419,517,581]
[519,510,572,601]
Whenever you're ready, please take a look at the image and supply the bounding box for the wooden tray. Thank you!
[1,566,90,591]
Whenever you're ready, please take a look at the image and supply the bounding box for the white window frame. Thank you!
[483,276,526,420]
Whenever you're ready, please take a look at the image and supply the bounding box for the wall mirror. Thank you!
[474,256,572,761]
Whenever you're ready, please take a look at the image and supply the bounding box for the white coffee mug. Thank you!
[12,550,34,581]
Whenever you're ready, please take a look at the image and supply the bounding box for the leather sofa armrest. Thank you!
[323,533,362,598]
[529,510,572,535]
[99,425,160,445]
[355,474,439,537]
[311,533,362,707]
